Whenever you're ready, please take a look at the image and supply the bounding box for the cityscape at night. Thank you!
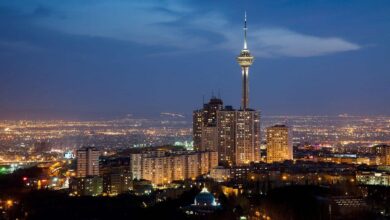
[1,0,390,220]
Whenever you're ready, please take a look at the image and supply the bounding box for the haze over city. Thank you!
[1,0,389,119]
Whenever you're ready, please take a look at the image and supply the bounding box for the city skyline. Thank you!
[1,0,390,119]
[0,2,390,219]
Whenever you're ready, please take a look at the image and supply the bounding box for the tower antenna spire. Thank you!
[244,11,248,50]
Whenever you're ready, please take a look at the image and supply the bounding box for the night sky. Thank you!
[0,0,389,119]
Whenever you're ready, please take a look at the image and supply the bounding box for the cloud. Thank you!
[217,27,361,57]
[249,28,361,57]
[187,12,361,57]
[1,0,361,58]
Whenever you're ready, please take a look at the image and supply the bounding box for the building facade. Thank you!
[356,171,390,186]
[235,110,261,164]
[103,172,132,195]
[129,149,218,185]
[374,144,390,165]
[69,176,103,196]
[193,97,223,151]
[266,125,293,163]
[76,147,100,177]
[216,107,236,165]
[216,108,261,165]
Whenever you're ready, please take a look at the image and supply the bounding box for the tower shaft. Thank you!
[242,67,249,110]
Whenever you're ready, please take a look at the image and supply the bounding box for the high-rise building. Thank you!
[193,14,261,166]
[193,111,203,150]
[130,153,143,180]
[76,147,100,177]
[235,110,261,164]
[193,97,223,151]
[217,107,236,165]
[201,126,218,152]
[216,108,261,165]
[266,125,293,163]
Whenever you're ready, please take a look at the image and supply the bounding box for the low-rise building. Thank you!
[69,176,103,196]
[210,166,231,182]
[356,171,390,186]
[103,172,132,195]
[130,148,217,185]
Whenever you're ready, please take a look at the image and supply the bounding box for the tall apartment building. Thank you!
[194,100,261,166]
[235,110,261,164]
[193,97,223,151]
[216,108,261,165]
[129,149,217,185]
[201,126,218,152]
[266,125,293,163]
[76,147,100,177]
[217,106,236,165]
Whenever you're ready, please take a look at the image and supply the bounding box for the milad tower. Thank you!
[236,12,254,110]
[193,13,261,166]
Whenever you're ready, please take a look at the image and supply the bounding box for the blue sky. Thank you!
[0,0,389,119]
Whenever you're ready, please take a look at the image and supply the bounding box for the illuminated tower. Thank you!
[234,13,260,165]
[237,12,254,110]
[193,12,260,166]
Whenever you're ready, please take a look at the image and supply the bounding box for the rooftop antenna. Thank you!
[243,11,248,50]
[218,89,221,99]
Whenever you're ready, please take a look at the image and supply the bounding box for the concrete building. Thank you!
[129,148,218,185]
[193,97,223,151]
[216,107,236,165]
[266,125,293,163]
[210,166,231,182]
[374,144,390,165]
[235,110,261,164]
[216,109,261,165]
[201,126,218,152]
[76,147,100,177]
[356,171,390,186]
[69,176,103,196]
[103,172,132,195]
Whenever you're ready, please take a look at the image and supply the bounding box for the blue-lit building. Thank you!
[183,187,221,215]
